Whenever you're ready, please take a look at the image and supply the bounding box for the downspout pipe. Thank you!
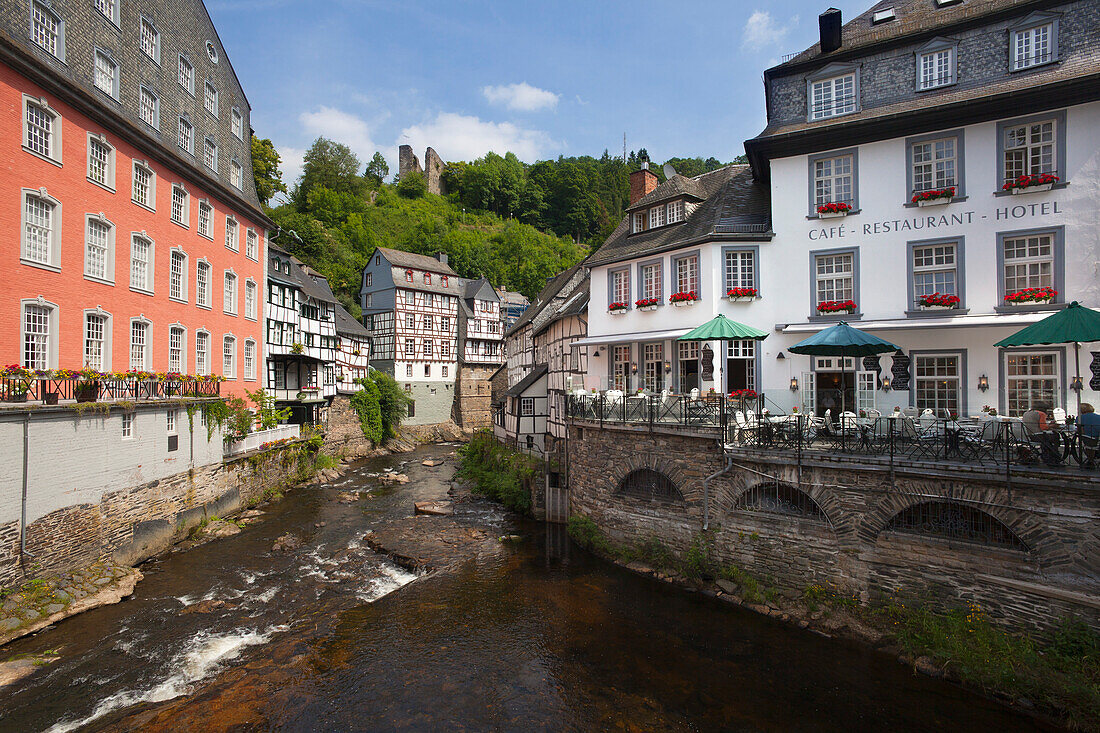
[20,412,34,561]
[703,440,733,531]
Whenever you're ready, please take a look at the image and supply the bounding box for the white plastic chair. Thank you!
[1052,407,1067,425]
[689,388,700,401]
[919,409,937,430]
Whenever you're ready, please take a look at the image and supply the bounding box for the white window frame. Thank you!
[197,200,213,239]
[93,48,119,99]
[131,160,156,210]
[87,133,116,191]
[138,85,159,129]
[246,229,258,260]
[1010,16,1057,72]
[129,317,151,370]
[203,137,218,172]
[196,259,211,308]
[648,205,666,229]
[910,136,957,195]
[225,216,238,251]
[808,71,857,121]
[632,212,645,233]
[229,158,243,189]
[916,42,956,91]
[139,16,160,63]
[223,335,236,379]
[129,233,155,293]
[640,261,661,301]
[21,188,61,270]
[21,299,58,370]
[1004,350,1060,415]
[168,324,186,373]
[177,116,194,155]
[29,1,64,61]
[911,241,958,305]
[243,339,256,380]
[520,397,535,416]
[1002,232,1054,295]
[84,309,112,371]
[121,412,133,440]
[812,152,855,209]
[914,353,963,415]
[724,249,756,292]
[1002,118,1057,183]
[84,213,115,283]
[195,330,210,376]
[673,253,699,296]
[169,247,188,302]
[231,107,243,139]
[666,200,684,224]
[814,250,855,308]
[245,278,257,320]
[171,184,189,227]
[609,268,630,306]
[204,81,219,118]
[23,95,61,164]
[94,0,119,26]
[223,270,237,315]
[177,54,194,95]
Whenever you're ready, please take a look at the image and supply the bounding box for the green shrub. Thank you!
[456,431,535,513]
[371,371,411,440]
[682,531,718,581]
[566,515,616,556]
[350,377,383,443]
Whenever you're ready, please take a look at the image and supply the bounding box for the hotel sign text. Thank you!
[807,201,1062,241]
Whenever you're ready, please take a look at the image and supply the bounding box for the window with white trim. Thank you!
[23,191,57,266]
[641,262,660,301]
[911,138,956,194]
[85,216,112,281]
[94,0,117,24]
[1011,22,1053,71]
[229,159,242,189]
[139,86,159,129]
[632,212,645,233]
[918,47,954,90]
[244,340,255,379]
[121,412,133,439]
[674,255,698,295]
[814,252,854,305]
[195,331,209,375]
[915,355,961,414]
[88,135,114,188]
[130,320,149,370]
[30,2,61,59]
[405,314,415,330]
[24,98,59,162]
[169,250,186,301]
[196,260,211,307]
[171,185,188,226]
[406,363,413,377]
[94,50,118,98]
[648,205,666,229]
[724,250,755,291]
[178,117,193,154]
[169,325,184,372]
[231,108,243,139]
[246,230,258,260]
[1003,120,1055,182]
[85,313,107,370]
[610,269,629,305]
[225,217,238,251]
[1002,233,1053,294]
[139,17,159,62]
[130,235,153,292]
[666,200,684,223]
[223,336,235,378]
[23,303,52,369]
[912,243,957,304]
[167,410,176,434]
[405,338,414,355]
[520,397,534,416]
[611,344,630,391]
[810,73,856,120]
[1005,352,1058,414]
[813,154,854,207]
[132,161,155,208]
[203,137,218,171]
[424,339,433,357]
[727,340,757,392]
[198,201,212,238]
[204,81,218,117]
[245,280,256,319]
[223,271,237,314]
[643,343,663,392]
[442,365,448,378]
[178,55,194,94]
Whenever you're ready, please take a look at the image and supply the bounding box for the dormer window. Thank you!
[871,8,895,24]
[1010,13,1058,71]
[667,200,684,223]
[405,269,413,282]
[632,212,645,233]
[807,64,860,121]
[424,273,431,285]
[648,205,665,229]
[442,276,448,287]
[916,38,957,90]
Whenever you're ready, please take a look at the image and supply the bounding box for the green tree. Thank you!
[293,137,365,209]
[365,151,389,187]
[371,371,412,439]
[396,170,427,198]
[350,378,383,443]
[251,137,287,206]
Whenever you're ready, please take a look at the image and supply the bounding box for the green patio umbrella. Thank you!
[788,322,899,414]
[994,301,1100,413]
[678,314,768,395]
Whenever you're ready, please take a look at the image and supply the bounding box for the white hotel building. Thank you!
[581,0,1100,419]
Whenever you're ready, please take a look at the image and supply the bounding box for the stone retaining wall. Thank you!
[568,421,1100,634]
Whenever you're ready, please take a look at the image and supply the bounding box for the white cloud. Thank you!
[398,112,556,163]
[275,145,305,202]
[275,107,385,196]
[481,82,560,112]
[741,10,797,52]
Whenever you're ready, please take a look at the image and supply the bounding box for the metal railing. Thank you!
[0,377,220,403]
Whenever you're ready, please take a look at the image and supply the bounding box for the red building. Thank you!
[0,0,272,400]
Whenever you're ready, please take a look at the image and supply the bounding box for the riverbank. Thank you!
[566,515,1099,731]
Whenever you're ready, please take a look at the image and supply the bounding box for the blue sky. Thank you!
[207,0,871,188]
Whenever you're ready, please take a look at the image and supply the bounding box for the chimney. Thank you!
[819,8,842,53]
[629,161,659,206]
[435,252,448,265]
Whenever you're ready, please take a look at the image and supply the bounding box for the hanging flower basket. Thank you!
[1005,287,1057,305]
[817,300,857,315]
[726,287,759,302]
[75,382,101,403]
[669,291,698,307]
[817,202,852,218]
[634,298,660,312]
[608,302,629,315]
[912,187,956,207]
[1003,173,1058,194]
[918,293,960,310]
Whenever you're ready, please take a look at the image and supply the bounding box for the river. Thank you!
[0,444,1054,732]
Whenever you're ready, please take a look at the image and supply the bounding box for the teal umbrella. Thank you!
[678,314,767,395]
[994,301,1100,413]
[788,322,899,414]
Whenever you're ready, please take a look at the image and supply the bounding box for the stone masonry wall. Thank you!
[453,364,497,429]
[324,394,377,459]
[568,421,1100,634]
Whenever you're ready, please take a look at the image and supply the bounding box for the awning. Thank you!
[571,328,692,346]
[779,311,1053,334]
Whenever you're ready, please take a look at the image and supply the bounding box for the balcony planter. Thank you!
[816,202,852,219]
[1005,287,1057,306]
[1003,173,1058,195]
[726,287,759,303]
[7,392,28,403]
[75,382,100,403]
[43,391,59,405]
[635,298,660,312]
[912,187,956,207]
[817,300,857,316]
[917,293,960,311]
[669,291,698,308]
[638,305,658,312]
[920,304,957,311]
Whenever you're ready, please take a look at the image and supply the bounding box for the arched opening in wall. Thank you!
[884,501,1029,551]
[735,482,830,523]
[616,468,683,501]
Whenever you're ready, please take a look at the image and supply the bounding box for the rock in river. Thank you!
[421,459,444,467]
[272,533,303,552]
[414,500,454,516]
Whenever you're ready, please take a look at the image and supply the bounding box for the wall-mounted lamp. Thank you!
[664,361,672,374]
[1071,375,1084,392]
[978,374,989,392]
[789,376,799,391]
[881,376,891,392]
[776,352,786,360]
[631,363,638,375]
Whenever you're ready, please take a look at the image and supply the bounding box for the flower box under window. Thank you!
[1005,287,1056,305]
[1003,173,1058,194]
[726,287,758,302]
[917,293,960,310]
[669,291,698,307]
[817,299,857,315]
[912,187,956,207]
[817,202,852,218]
[634,298,660,312]
[608,302,629,314]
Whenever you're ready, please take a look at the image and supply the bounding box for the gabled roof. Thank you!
[509,262,585,333]
[626,174,707,212]
[334,304,369,338]
[270,245,337,304]
[504,364,548,397]
[464,277,498,302]
[532,271,589,338]
[587,166,770,267]
[375,247,459,277]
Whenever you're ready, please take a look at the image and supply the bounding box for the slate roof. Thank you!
[532,272,589,338]
[625,174,707,212]
[509,263,586,333]
[587,166,771,267]
[377,247,459,277]
[270,245,337,304]
[463,277,498,303]
[334,303,369,338]
[504,364,548,397]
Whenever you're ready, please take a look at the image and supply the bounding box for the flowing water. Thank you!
[0,444,1055,732]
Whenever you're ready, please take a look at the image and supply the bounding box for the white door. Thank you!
[857,370,877,414]
[801,371,815,414]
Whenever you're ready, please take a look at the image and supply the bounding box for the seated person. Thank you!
[1078,403,1100,466]
[1022,402,1060,464]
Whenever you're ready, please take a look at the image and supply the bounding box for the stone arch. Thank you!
[879,500,1029,551]
[611,455,688,502]
[616,468,683,502]
[731,480,833,525]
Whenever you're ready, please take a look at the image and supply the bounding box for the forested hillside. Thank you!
[251,136,739,317]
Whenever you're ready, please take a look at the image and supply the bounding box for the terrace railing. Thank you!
[1,376,221,403]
